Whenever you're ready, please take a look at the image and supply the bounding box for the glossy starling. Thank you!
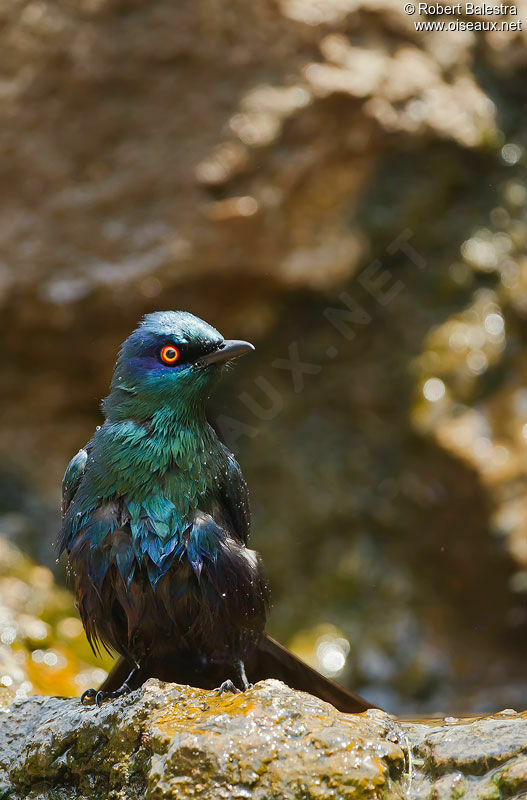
[59,311,373,712]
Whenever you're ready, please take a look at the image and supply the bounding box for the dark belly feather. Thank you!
[70,518,268,667]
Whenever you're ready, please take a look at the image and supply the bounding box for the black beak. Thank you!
[197,340,255,366]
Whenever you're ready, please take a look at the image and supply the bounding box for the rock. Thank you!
[0,680,405,800]
[1,680,527,799]
[405,711,527,799]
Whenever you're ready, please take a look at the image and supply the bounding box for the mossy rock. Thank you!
[1,679,527,799]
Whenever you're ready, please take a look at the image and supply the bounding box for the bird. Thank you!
[59,310,373,713]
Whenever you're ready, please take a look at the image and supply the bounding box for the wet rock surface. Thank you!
[0,680,405,800]
[405,712,527,799]
[1,679,527,800]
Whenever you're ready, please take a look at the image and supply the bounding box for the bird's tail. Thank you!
[247,633,374,713]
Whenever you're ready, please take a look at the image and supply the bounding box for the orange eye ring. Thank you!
[160,344,180,364]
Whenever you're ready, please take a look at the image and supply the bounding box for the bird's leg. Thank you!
[81,664,141,707]
[236,659,252,691]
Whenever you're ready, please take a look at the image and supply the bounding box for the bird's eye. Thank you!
[160,345,180,364]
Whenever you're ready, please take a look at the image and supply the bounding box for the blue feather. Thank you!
[113,535,136,584]
[87,548,110,594]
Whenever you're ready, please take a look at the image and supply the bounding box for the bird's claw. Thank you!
[80,683,131,706]
[80,688,97,705]
[216,679,241,696]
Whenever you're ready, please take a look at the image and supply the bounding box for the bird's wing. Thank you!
[61,447,89,518]
[217,445,251,544]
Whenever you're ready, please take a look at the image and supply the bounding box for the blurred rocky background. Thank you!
[0,0,527,714]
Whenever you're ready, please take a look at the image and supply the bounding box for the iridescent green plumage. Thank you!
[61,313,250,592]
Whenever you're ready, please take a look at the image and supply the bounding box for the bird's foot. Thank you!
[215,679,241,696]
[80,683,131,707]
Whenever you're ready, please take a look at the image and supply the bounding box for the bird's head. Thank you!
[102,311,254,422]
